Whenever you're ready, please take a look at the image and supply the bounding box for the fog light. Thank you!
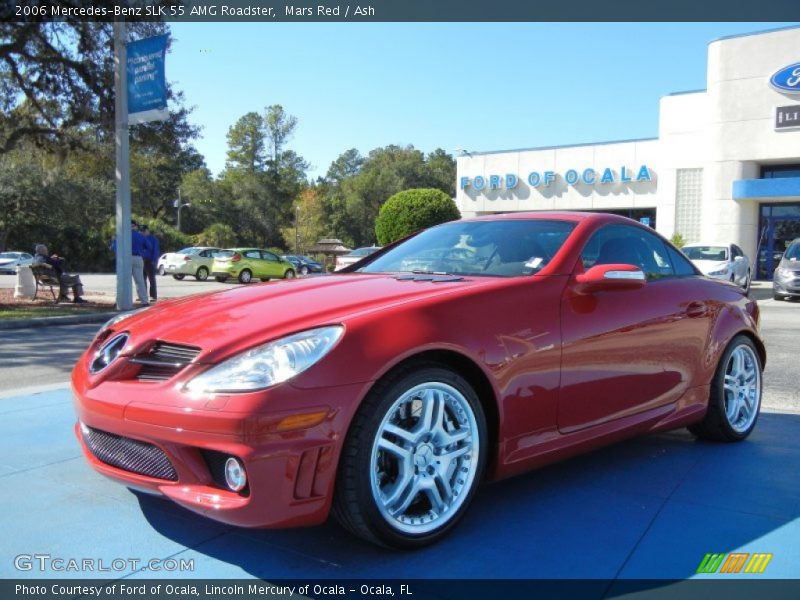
[224,457,247,492]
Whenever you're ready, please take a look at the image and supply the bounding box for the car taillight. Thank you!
[184,256,192,262]
[232,253,241,262]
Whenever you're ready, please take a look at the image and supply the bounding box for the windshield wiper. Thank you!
[411,269,452,275]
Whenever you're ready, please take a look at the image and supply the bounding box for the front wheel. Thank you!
[172,274,185,281]
[195,266,209,281]
[299,265,309,276]
[284,269,296,279]
[157,266,165,276]
[333,364,487,548]
[214,276,227,283]
[742,270,751,292]
[688,335,762,442]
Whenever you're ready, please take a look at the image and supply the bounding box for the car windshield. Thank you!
[359,219,576,277]
[682,246,728,261]
[349,247,375,257]
[785,242,800,261]
[0,252,21,259]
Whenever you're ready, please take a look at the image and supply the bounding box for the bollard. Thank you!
[14,264,36,299]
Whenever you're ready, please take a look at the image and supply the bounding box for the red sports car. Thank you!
[72,212,765,548]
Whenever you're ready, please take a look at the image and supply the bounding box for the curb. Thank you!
[0,311,118,331]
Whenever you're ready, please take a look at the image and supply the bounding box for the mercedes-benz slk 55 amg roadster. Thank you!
[72,212,764,548]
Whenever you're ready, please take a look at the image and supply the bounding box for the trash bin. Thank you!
[14,264,36,299]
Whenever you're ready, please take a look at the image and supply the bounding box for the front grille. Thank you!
[82,426,178,481]
[130,342,201,382]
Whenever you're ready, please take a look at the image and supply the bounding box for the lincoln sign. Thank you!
[460,165,652,191]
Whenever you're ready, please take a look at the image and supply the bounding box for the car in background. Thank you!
[0,251,34,274]
[211,248,296,283]
[281,254,324,275]
[72,213,765,549]
[773,238,800,301]
[334,246,381,271]
[159,247,221,281]
[682,243,751,290]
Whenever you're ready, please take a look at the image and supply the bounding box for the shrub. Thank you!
[374,188,460,245]
[193,223,237,248]
[670,232,687,248]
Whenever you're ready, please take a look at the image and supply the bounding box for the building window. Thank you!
[675,168,703,243]
[761,165,800,179]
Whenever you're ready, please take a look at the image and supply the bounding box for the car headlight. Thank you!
[184,326,344,394]
[776,267,790,278]
[708,267,729,276]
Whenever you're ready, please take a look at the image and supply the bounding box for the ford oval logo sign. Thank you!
[770,62,800,94]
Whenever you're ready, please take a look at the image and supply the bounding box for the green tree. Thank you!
[375,188,460,245]
[194,223,237,248]
[225,112,265,172]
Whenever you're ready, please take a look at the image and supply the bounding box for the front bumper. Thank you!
[774,277,800,297]
[71,357,367,528]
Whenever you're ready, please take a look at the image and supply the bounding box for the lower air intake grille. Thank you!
[82,425,178,481]
[130,342,201,382]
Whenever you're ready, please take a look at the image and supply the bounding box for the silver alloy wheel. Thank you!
[285,269,295,279]
[369,382,479,535]
[723,344,761,433]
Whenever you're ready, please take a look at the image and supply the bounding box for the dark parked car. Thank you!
[282,254,324,275]
[72,212,764,548]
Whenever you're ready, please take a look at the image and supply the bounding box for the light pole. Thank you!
[174,195,191,232]
[294,204,300,255]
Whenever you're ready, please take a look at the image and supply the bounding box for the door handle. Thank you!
[686,301,706,318]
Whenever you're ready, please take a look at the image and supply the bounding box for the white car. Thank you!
[0,251,34,274]
[682,243,751,290]
[334,246,381,271]
[158,247,222,281]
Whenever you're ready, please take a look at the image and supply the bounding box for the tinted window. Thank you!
[785,242,800,261]
[361,219,576,277]
[582,224,674,280]
[667,246,698,277]
[262,251,279,261]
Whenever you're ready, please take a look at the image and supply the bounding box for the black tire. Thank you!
[688,335,762,442]
[333,363,488,549]
[215,276,227,283]
[195,266,209,281]
[172,274,185,281]
[284,269,296,279]
[238,269,252,284]
[157,266,165,276]
[773,293,785,301]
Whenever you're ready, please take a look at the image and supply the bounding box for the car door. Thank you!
[260,250,284,278]
[558,224,713,433]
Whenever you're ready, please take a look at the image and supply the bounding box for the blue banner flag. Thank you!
[127,34,169,124]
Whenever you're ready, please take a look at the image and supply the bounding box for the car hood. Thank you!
[117,273,499,361]
[0,258,18,265]
[692,260,729,274]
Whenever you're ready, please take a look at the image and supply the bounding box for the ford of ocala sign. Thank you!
[460,165,652,191]
[770,62,800,94]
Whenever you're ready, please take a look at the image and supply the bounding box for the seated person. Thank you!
[32,244,87,303]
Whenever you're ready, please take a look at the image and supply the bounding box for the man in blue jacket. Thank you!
[141,224,160,302]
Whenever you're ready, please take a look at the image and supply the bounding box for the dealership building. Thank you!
[455,26,800,279]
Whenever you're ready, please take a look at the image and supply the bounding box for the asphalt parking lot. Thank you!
[0,286,798,586]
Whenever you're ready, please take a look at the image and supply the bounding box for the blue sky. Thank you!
[167,22,798,179]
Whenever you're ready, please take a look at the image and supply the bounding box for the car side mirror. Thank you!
[574,264,646,294]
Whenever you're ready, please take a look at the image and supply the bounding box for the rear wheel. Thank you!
[333,364,487,548]
[284,269,296,279]
[157,266,165,276]
[774,293,785,301]
[195,266,209,281]
[742,270,751,292]
[689,335,762,442]
[172,274,185,281]
[238,269,252,284]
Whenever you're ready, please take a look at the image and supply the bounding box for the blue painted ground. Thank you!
[0,388,798,581]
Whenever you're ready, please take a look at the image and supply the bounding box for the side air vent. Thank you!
[129,342,201,382]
